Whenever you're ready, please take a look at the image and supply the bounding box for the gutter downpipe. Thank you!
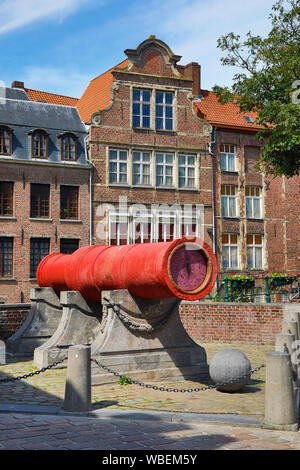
[208,126,216,255]
[84,132,94,246]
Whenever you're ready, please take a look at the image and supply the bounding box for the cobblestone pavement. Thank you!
[0,410,300,451]
[1,342,300,451]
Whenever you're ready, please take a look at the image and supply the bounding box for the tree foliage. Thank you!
[213,0,300,178]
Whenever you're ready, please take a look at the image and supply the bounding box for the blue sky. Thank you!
[0,0,276,98]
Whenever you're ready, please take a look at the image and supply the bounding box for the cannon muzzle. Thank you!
[37,237,217,302]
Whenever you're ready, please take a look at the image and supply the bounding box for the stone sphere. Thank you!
[209,349,252,392]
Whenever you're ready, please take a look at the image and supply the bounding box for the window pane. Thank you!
[142,90,151,102]
[228,154,235,171]
[156,105,163,117]
[0,238,13,277]
[255,247,262,267]
[222,246,229,268]
[60,239,79,254]
[228,197,236,217]
[165,119,173,130]
[165,93,173,104]
[165,106,173,118]
[30,238,49,278]
[253,199,261,218]
[247,247,253,268]
[220,153,226,171]
[156,92,163,103]
[246,198,252,218]
[221,197,227,217]
[165,154,173,164]
[133,89,141,101]
[231,247,238,267]
[231,234,238,244]
[142,116,150,128]
[156,117,163,130]
[132,115,140,127]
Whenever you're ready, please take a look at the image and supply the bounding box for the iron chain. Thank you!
[91,357,265,393]
[103,297,175,333]
[0,357,67,383]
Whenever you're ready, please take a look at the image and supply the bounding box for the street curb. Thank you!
[0,404,263,428]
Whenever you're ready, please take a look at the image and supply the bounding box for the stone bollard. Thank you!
[63,345,91,413]
[0,340,5,365]
[263,351,298,431]
[275,332,297,386]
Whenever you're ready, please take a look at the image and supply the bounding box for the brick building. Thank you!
[0,83,91,303]
[77,37,214,250]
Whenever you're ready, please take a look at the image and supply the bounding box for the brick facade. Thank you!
[0,160,91,303]
[88,38,214,249]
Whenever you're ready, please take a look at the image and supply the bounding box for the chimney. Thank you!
[11,81,24,89]
[183,63,201,97]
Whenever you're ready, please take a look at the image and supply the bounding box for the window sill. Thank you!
[0,278,17,282]
[246,218,264,222]
[59,219,82,223]
[108,183,130,188]
[29,218,53,222]
[178,187,199,192]
[156,186,176,191]
[0,216,16,220]
[221,216,240,220]
[221,171,238,175]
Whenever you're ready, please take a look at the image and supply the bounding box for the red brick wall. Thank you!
[0,304,30,340]
[180,301,283,345]
[0,300,286,345]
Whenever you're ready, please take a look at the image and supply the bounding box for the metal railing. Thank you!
[204,274,300,303]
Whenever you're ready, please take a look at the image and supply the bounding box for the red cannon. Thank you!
[37,237,217,302]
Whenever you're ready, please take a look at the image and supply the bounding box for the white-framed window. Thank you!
[132,151,151,186]
[133,215,153,244]
[247,234,263,269]
[109,149,128,184]
[220,144,236,171]
[245,186,262,219]
[132,88,151,129]
[180,219,198,237]
[178,154,196,188]
[155,91,173,131]
[155,153,174,187]
[222,233,238,269]
[221,185,237,217]
[108,213,130,246]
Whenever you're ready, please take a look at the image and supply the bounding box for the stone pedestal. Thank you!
[6,287,62,357]
[34,291,102,368]
[91,290,208,385]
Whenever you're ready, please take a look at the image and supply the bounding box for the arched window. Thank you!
[0,126,13,156]
[28,129,49,159]
[58,132,78,161]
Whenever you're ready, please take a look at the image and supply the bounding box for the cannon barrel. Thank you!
[37,237,217,302]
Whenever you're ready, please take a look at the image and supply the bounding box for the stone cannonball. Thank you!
[209,349,252,392]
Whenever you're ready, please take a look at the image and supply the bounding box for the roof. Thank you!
[0,89,86,133]
[195,90,264,132]
[25,88,79,107]
[76,59,128,123]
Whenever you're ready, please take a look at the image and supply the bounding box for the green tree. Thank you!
[213,0,300,178]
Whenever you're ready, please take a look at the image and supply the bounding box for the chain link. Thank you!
[91,357,265,393]
[103,297,176,333]
[0,357,67,383]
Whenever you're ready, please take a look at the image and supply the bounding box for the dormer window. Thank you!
[58,132,78,161]
[28,129,49,159]
[0,125,13,156]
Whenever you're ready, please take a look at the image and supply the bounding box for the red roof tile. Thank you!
[25,88,79,107]
[76,59,129,123]
[195,89,264,131]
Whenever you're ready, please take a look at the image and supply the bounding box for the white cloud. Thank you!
[119,0,276,89]
[22,65,92,97]
[0,0,92,35]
